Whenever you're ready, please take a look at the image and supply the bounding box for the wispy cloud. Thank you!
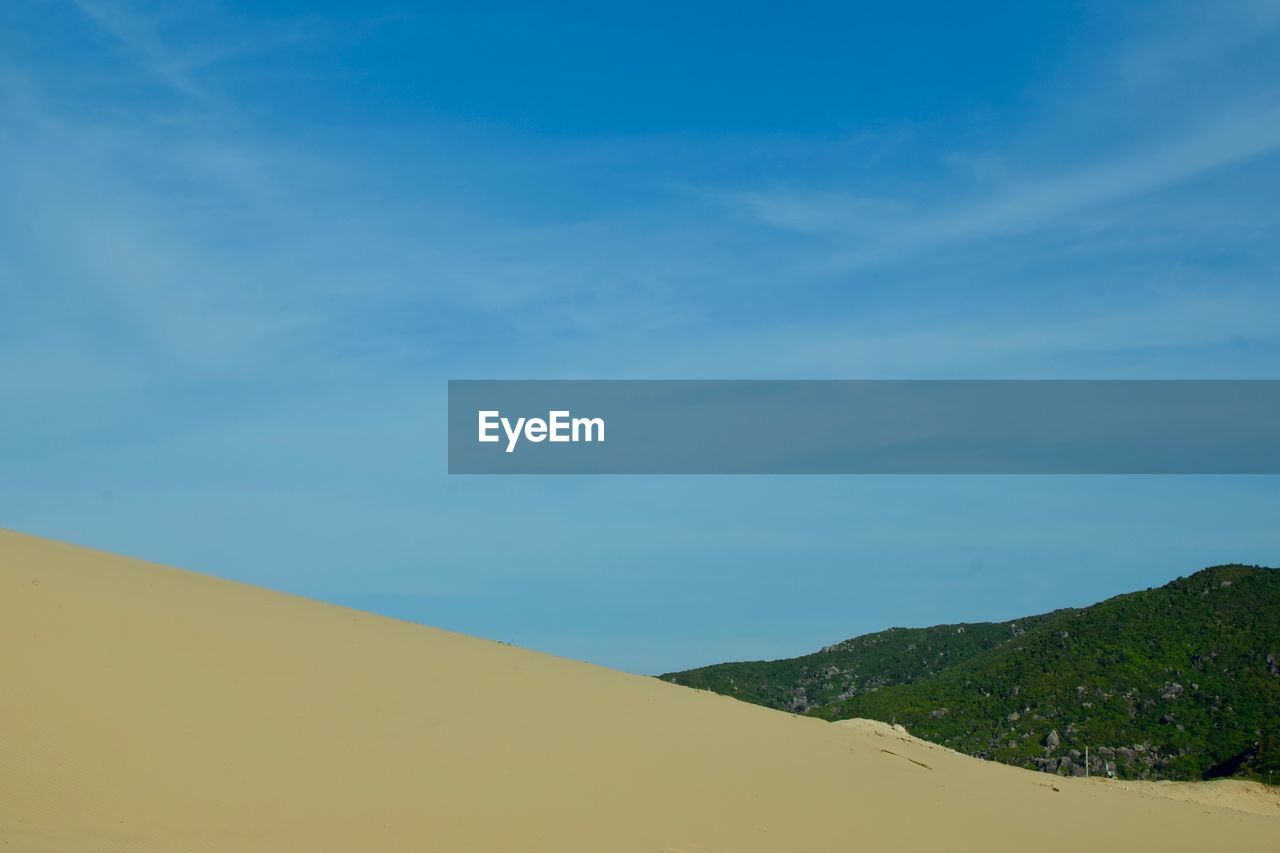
[727,1,1280,273]
[1118,0,1280,88]
[731,96,1280,270]
[630,290,1280,380]
[71,0,220,106]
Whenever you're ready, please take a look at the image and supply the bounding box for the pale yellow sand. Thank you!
[834,718,1280,817]
[2,529,1276,852]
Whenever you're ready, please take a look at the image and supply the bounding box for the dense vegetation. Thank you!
[661,565,1280,783]
[660,617,1057,712]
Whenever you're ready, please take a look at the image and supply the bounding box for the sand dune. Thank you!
[1,529,1276,852]
[833,718,1280,818]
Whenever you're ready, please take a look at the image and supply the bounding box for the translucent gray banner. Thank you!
[447,380,1280,474]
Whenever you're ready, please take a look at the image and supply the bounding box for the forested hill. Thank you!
[660,565,1280,782]
[660,615,1061,713]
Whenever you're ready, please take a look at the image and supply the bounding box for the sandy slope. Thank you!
[1,529,1276,852]
[833,718,1280,817]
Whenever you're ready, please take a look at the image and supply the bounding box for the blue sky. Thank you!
[2,1,1279,673]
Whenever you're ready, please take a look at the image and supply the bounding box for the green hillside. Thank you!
[662,565,1280,783]
[660,615,1058,713]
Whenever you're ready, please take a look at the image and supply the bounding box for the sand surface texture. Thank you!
[2,529,1276,852]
